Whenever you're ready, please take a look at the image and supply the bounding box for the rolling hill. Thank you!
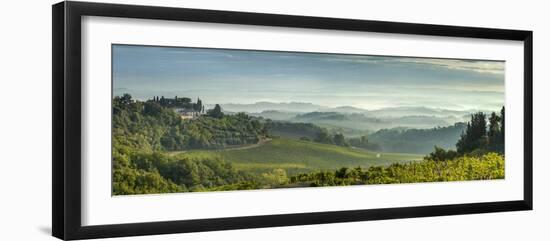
[369,122,467,154]
[174,138,423,175]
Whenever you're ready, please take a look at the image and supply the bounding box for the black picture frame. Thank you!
[52,1,533,240]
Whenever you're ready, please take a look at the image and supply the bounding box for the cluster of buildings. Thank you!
[150,96,205,120]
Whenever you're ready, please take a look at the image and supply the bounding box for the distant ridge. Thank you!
[208,102,323,113]
[209,101,492,118]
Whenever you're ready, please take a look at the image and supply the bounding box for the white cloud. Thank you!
[394,58,504,75]
[321,55,504,75]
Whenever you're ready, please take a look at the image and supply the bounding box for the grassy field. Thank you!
[172,138,423,175]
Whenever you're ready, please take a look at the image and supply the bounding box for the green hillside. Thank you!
[369,123,467,154]
[174,138,423,175]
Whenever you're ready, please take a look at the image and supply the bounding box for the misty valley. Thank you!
[112,45,505,195]
[112,94,504,195]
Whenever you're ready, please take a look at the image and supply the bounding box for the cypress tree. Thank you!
[456,112,487,154]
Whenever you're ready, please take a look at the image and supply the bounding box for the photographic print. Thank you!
[53,3,532,239]
[111,44,505,195]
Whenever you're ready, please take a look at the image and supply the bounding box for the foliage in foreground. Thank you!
[112,146,256,195]
[288,152,504,187]
[113,149,504,195]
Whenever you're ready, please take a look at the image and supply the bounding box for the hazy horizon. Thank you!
[113,44,505,112]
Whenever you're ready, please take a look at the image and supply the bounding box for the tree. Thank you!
[426,146,458,162]
[207,104,224,118]
[180,97,191,104]
[361,135,368,144]
[456,112,488,154]
[487,112,500,149]
[488,111,503,152]
[335,167,349,179]
[333,133,348,146]
[143,101,163,116]
[195,98,203,112]
[314,130,333,144]
[500,106,505,153]
[119,93,133,106]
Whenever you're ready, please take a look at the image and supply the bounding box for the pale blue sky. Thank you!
[113,44,504,111]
